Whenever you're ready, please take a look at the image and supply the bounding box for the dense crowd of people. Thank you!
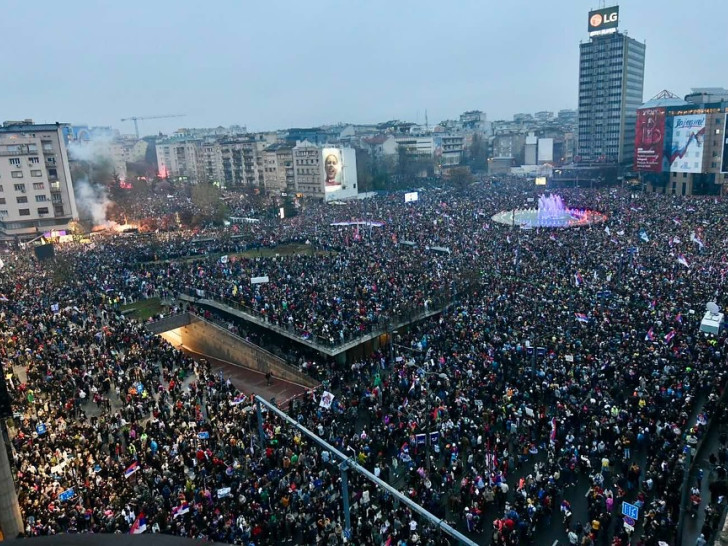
[1,179,727,545]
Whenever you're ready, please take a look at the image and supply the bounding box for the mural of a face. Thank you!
[325,154,339,183]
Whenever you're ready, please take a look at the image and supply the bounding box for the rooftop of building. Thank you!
[0,121,67,133]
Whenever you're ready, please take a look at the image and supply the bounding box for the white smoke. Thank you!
[74,177,111,226]
[68,133,116,225]
[67,134,114,164]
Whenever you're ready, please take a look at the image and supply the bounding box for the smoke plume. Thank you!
[73,177,111,226]
[67,134,115,225]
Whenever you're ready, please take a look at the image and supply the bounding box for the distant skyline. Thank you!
[3,0,727,136]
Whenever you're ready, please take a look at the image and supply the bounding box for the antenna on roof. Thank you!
[425,110,429,130]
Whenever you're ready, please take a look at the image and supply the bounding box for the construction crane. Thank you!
[120,114,186,138]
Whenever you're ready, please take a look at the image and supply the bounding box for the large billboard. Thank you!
[634,108,666,172]
[588,6,619,34]
[722,114,728,173]
[322,147,358,202]
[667,114,706,173]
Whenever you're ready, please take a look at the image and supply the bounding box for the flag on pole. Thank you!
[645,327,655,342]
[550,418,557,444]
[124,461,139,478]
[574,271,584,287]
[639,229,649,242]
[690,232,704,249]
[664,330,676,344]
[130,513,147,534]
[229,393,247,406]
[574,313,590,323]
[172,502,190,518]
[672,218,681,225]
[677,254,689,268]
[220,255,229,264]
[675,313,683,325]
[604,226,611,236]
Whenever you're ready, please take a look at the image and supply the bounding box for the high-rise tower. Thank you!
[577,6,645,165]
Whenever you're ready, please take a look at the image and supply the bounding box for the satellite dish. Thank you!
[707,302,720,315]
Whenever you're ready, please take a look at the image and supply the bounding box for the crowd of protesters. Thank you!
[1,179,727,545]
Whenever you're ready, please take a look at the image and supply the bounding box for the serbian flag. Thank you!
[172,502,190,518]
[550,418,557,444]
[130,513,147,534]
[664,330,676,344]
[690,232,704,249]
[229,393,247,406]
[575,313,589,323]
[124,461,139,479]
[645,327,655,342]
[677,254,689,268]
[574,271,583,287]
[675,313,683,325]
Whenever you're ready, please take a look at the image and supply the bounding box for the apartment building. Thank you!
[0,121,79,239]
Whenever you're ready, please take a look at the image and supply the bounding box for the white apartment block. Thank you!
[156,138,202,182]
[0,121,79,240]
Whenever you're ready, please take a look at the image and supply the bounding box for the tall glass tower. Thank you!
[577,6,645,166]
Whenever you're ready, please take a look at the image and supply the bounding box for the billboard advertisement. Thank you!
[722,114,728,173]
[588,6,619,34]
[634,108,666,172]
[322,147,358,202]
[667,114,706,173]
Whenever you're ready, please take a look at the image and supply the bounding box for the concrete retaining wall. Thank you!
[173,315,317,388]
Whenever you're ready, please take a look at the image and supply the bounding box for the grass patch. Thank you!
[121,297,164,321]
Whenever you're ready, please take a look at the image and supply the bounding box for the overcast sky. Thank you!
[4,0,727,135]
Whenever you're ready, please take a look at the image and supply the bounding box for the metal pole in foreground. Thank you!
[254,395,479,546]
[0,419,23,538]
[255,399,266,445]
[340,461,351,535]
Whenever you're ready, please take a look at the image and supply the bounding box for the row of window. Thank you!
[3,182,49,192]
[7,170,44,178]
[0,194,49,204]
[0,206,58,217]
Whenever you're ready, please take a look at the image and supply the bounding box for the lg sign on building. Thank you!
[588,6,619,34]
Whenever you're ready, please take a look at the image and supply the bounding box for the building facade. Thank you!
[262,142,295,194]
[156,138,202,182]
[0,121,79,239]
[578,17,645,165]
[638,89,728,196]
[292,142,358,201]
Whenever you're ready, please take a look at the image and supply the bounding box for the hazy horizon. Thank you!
[4,0,727,136]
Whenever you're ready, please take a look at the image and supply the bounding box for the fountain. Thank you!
[491,193,607,229]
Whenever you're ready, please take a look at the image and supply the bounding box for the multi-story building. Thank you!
[199,140,224,185]
[156,137,202,181]
[262,142,295,194]
[292,141,358,201]
[292,141,323,197]
[492,133,526,165]
[638,88,728,196]
[439,134,464,166]
[0,121,79,240]
[578,6,645,165]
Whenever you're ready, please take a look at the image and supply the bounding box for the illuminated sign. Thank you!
[404,192,419,203]
[588,6,619,34]
[535,177,547,186]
